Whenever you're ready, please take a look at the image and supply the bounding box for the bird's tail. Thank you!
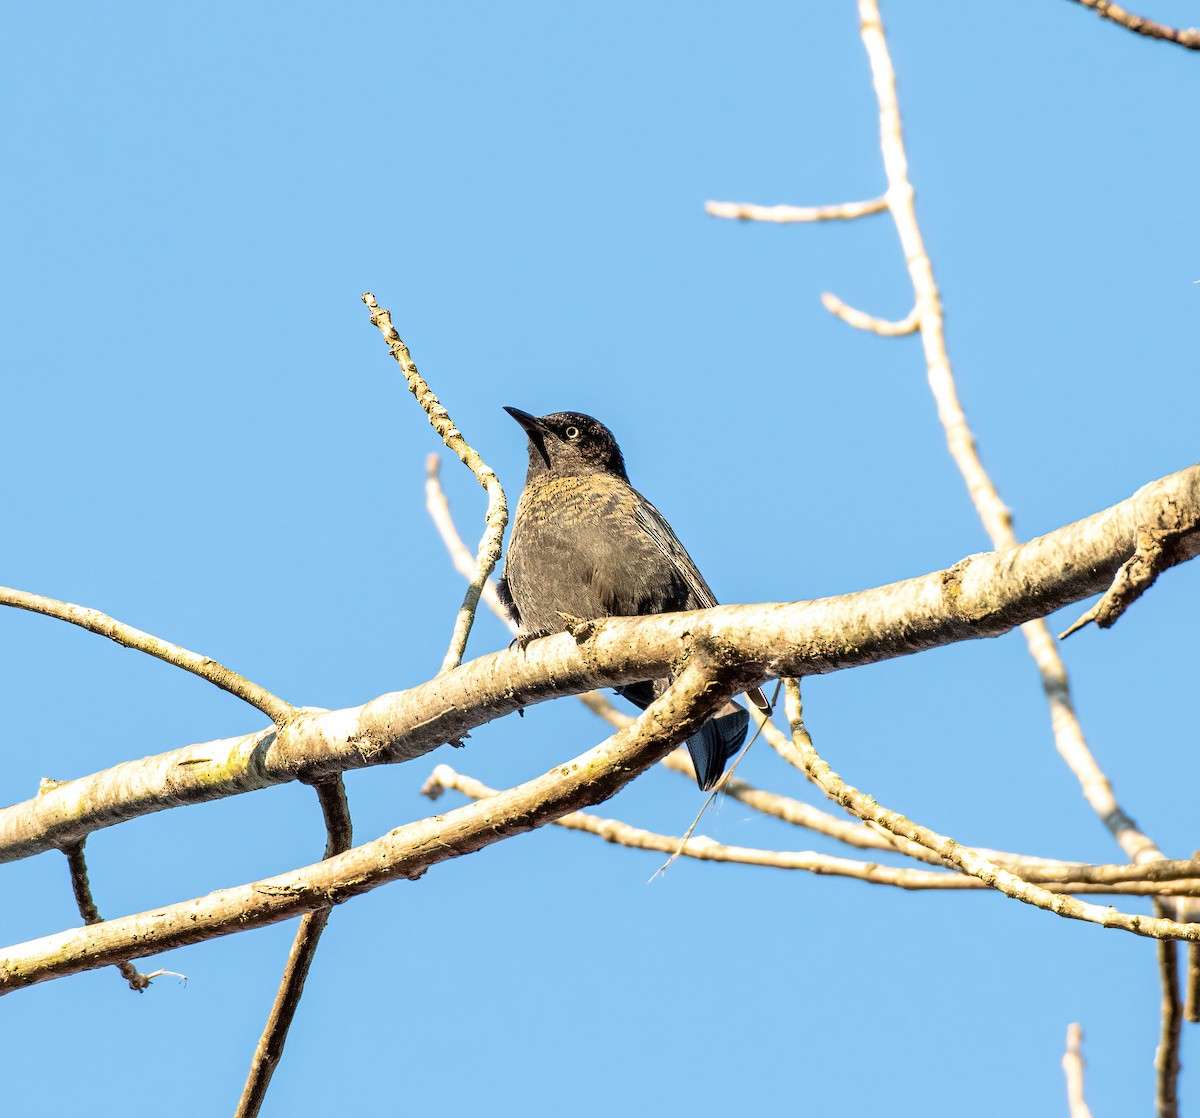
[687,698,749,792]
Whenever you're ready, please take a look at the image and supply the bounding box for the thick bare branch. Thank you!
[0,658,734,991]
[1065,0,1200,49]
[0,587,294,725]
[362,293,507,673]
[1,463,1197,865]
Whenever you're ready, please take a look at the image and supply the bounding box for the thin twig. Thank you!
[820,292,919,336]
[1062,1023,1094,1118]
[63,842,166,992]
[1185,850,1200,1023]
[362,292,507,673]
[1156,931,1183,1118]
[0,587,293,725]
[705,197,887,223]
[1188,948,1200,1023]
[1065,0,1200,49]
[425,454,513,625]
[236,777,353,1118]
[781,680,1200,940]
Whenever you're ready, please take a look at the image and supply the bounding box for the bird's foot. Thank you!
[512,629,552,652]
[557,612,598,642]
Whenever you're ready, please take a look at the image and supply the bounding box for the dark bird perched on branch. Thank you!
[498,407,769,791]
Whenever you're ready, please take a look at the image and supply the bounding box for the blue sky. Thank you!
[2,3,1198,1114]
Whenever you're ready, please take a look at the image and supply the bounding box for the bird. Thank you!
[497,406,769,790]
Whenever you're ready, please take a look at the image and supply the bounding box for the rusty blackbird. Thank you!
[498,407,768,790]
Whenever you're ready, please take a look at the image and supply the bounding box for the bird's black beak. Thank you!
[504,406,552,467]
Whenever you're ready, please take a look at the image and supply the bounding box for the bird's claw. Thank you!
[513,629,551,652]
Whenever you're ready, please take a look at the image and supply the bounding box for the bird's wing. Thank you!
[635,492,772,716]
[633,493,719,610]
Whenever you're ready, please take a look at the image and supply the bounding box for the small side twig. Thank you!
[704,197,887,223]
[362,292,507,674]
[62,842,169,992]
[235,777,353,1118]
[820,292,919,336]
[0,587,294,725]
[1064,0,1200,49]
[1060,508,1200,638]
[1062,1023,1094,1118]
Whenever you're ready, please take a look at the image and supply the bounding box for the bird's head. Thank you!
[503,407,628,480]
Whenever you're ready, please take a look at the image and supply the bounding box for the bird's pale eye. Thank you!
[565,426,580,439]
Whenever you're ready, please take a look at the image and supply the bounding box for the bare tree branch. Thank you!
[1062,1023,1094,1118]
[0,587,294,725]
[0,658,734,991]
[1156,933,1183,1118]
[1,463,1197,865]
[362,293,507,673]
[1064,0,1200,49]
[236,777,352,1118]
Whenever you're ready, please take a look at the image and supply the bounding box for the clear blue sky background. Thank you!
[2,3,1198,1114]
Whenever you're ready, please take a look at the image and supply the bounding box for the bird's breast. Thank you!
[504,473,685,632]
